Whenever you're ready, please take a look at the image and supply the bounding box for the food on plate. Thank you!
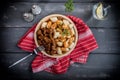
[35,14,78,58]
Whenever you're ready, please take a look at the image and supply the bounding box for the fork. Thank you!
[8,46,45,68]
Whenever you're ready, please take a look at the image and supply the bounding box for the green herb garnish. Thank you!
[62,29,70,36]
[65,0,74,12]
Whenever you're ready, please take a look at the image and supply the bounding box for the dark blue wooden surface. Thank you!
[0,0,120,80]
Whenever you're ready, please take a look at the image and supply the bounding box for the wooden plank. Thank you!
[0,3,119,28]
[0,28,120,54]
[5,0,118,3]
[0,53,120,79]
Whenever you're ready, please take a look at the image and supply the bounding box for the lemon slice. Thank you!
[96,3,104,19]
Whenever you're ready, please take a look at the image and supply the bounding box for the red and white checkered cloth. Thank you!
[18,15,98,74]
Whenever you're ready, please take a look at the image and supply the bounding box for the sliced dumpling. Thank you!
[69,24,74,29]
[71,28,75,35]
[57,20,63,25]
[41,22,47,28]
[61,48,69,52]
[57,42,63,46]
[63,19,70,25]
[57,47,62,55]
[50,17,58,22]
[69,42,75,49]
[54,30,61,38]
[63,39,69,48]
[67,35,71,38]
[54,31,61,38]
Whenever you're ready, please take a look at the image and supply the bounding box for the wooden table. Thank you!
[0,0,120,80]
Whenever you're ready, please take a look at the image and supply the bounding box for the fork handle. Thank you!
[8,53,33,68]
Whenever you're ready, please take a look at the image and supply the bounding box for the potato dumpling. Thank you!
[63,19,70,25]
[50,17,58,22]
[57,47,62,55]
[57,42,63,46]
[41,22,47,28]
[54,31,61,38]
[69,42,75,49]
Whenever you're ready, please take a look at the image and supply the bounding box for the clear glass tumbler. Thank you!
[92,2,111,20]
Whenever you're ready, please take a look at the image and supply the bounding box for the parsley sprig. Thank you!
[65,0,74,12]
[62,29,70,36]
